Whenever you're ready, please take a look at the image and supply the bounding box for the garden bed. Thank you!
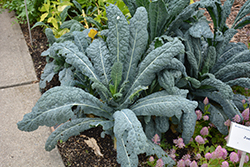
[19,0,250,166]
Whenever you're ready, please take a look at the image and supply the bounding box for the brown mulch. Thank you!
[19,0,250,166]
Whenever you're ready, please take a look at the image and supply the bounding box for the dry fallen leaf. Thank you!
[82,135,103,157]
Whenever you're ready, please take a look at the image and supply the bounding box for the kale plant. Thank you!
[164,0,250,135]
[17,5,199,167]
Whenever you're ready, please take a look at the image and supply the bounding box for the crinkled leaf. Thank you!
[126,38,184,98]
[215,62,250,82]
[86,38,112,86]
[215,28,238,56]
[148,0,168,43]
[122,0,138,16]
[189,21,213,38]
[201,73,233,99]
[202,46,216,73]
[155,116,169,133]
[45,28,56,45]
[131,91,198,121]
[106,4,129,63]
[54,41,99,80]
[113,109,148,167]
[234,15,250,29]
[226,78,250,89]
[58,68,74,86]
[233,0,250,27]
[158,69,183,95]
[39,61,57,89]
[45,118,113,151]
[211,42,248,73]
[72,30,91,53]
[221,0,234,29]
[193,90,242,120]
[124,7,148,87]
[166,3,199,34]
[17,86,113,132]
[181,109,197,144]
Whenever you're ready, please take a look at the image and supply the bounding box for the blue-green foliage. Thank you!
[170,0,250,135]
[17,5,200,167]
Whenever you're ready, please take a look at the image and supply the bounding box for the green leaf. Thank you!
[126,38,184,98]
[58,68,74,86]
[193,90,242,120]
[17,86,113,132]
[166,3,199,34]
[86,38,112,86]
[39,61,57,89]
[106,4,129,63]
[124,7,148,88]
[53,41,99,80]
[31,21,48,30]
[110,61,123,95]
[131,91,198,120]
[45,28,57,45]
[215,62,250,82]
[114,109,148,167]
[122,0,138,16]
[60,5,71,23]
[148,0,168,43]
[45,118,113,151]
[226,78,250,89]
[72,0,82,14]
[201,73,233,99]
[40,13,49,22]
[189,20,213,38]
[202,46,216,73]
[234,15,250,29]
[233,0,250,27]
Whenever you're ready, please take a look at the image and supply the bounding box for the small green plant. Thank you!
[2,0,42,24]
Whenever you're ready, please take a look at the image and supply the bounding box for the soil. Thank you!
[19,0,249,166]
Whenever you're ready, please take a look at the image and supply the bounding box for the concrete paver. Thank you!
[0,84,64,167]
[0,9,64,167]
[0,9,37,88]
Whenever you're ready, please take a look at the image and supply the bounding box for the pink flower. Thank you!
[224,119,231,127]
[233,114,241,123]
[152,134,160,145]
[182,154,191,160]
[195,153,201,160]
[184,159,191,166]
[205,153,212,160]
[169,149,176,160]
[155,159,164,167]
[221,148,228,159]
[195,135,205,144]
[203,97,209,105]
[242,99,246,104]
[230,152,239,163]
[246,121,250,126]
[245,155,249,163]
[212,145,226,159]
[201,164,208,167]
[203,115,209,121]
[221,161,229,167]
[190,160,198,167]
[195,110,202,120]
[242,108,249,121]
[149,156,154,162]
[173,137,185,148]
[200,127,209,136]
[177,159,185,167]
